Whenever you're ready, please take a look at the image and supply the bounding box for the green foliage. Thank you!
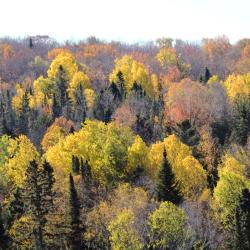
[214,155,250,230]
[23,160,55,250]
[174,119,200,147]
[67,174,82,250]
[232,95,250,145]
[46,120,136,186]
[108,209,143,250]
[148,201,187,249]
[7,188,24,229]
[0,202,9,249]
[234,188,250,249]
[71,155,80,175]
[156,147,182,204]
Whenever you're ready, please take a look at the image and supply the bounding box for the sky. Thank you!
[0,0,249,43]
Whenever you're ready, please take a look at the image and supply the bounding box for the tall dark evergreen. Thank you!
[4,90,15,136]
[80,159,92,191]
[71,155,80,175]
[7,188,24,229]
[79,159,94,210]
[57,65,68,107]
[18,90,30,135]
[52,93,61,118]
[67,174,82,250]
[232,95,250,145]
[199,67,211,83]
[131,81,144,98]
[23,160,54,250]
[109,82,121,102]
[0,100,8,135]
[174,120,200,147]
[29,37,33,49]
[156,147,182,204]
[93,89,112,123]
[234,188,250,250]
[0,202,9,249]
[73,84,87,124]
[116,71,126,101]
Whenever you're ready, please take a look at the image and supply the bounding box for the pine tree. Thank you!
[71,155,80,175]
[67,174,82,250]
[80,159,94,210]
[56,65,68,108]
[234,188,250,250]
[7,188,24,229]
[0,100,8,135]
[199,67,211,84]
[131,81,143,98]
[18,90,30,135]
[204,67,211,83]
[73,84,87,124]
[23,160,54,250]
[232,95,250,145]
[93,89,113,123]
[4,90,15,136]
[116,71,126,101]
[29,37,33,49]
[174,119,200,147]
[109,82,121,102]
[156,147,182,204]
[52,93,61,118]
[0,202,9,249]
[80,159,92,191]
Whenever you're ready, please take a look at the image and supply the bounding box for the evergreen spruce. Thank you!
[18,90,30,135]
[23,160,54,250]
[73,84,87,124]
[234,188,250,250]
[109,82,121,102]
[0,100,8,135]
[7,188,24,229]
[199,67,211,83]
[71,155,80,175]
[131,81,143,98]
[56,65,68,108]
[156,147,182,204]
[52,93,61,118]
[0,202,9,249]
[80,159,92,191]
[29,38,33,49]
[174,119,200,147]
[116,71,126,101]
[232,95,250,145]
[93,89,112,123]
[67,174,82,250]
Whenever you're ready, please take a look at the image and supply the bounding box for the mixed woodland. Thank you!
[0,35,250,249]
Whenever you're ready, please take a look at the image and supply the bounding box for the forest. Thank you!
[0,35,250,249]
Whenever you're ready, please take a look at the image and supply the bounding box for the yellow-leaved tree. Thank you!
[45,120,137,186]
[224,72,250,99]
[213,154,250,230]
[47,52,78,81]
[109,55,154,97]
[3,135,39,187]
[148,135,207,199]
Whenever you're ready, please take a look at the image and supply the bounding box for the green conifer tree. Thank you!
[67,174,82,250]
[23,160,54,250]
[156,147,182,204]
[7,188,24,229]
[234,188,250,250]
[71,156,80,175]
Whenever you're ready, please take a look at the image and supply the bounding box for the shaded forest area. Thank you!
[0,35,250,249]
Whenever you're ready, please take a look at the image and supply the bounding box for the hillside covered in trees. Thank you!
[0,35,250,249]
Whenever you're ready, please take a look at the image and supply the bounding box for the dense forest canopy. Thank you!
[0,35,250,249]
